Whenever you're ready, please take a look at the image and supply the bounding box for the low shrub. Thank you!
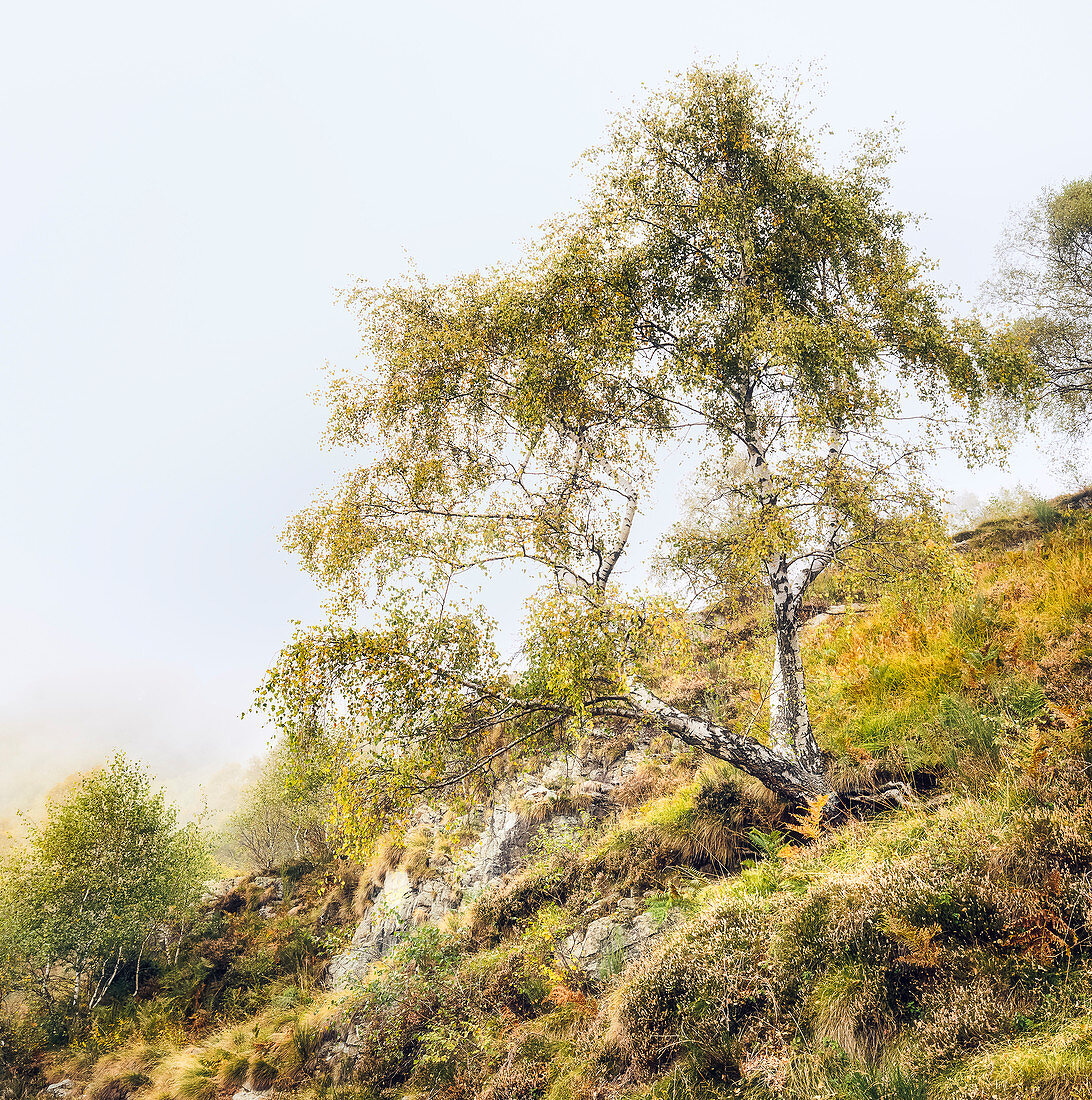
[0,1010,49,1091]
[954,1014,1092,1099]
[602,897,773,1075]
[464,948,548,1017]
[471,860,581,943]
[479,1060,550,1100]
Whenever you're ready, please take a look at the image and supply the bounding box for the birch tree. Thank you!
[986,176,1092,429]
[226,740,332,869]
[259,67,1024,831]
[0,755,210,1016]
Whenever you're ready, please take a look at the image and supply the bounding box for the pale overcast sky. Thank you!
[1,0,1089,815]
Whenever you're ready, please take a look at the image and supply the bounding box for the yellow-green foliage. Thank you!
[23,506,1092,1100]
[954,1015,1092,1099]
[807,510,1092,781]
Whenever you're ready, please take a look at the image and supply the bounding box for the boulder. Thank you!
[558,902,674,976]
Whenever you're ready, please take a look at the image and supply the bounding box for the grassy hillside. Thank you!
[6,498,1092,1100]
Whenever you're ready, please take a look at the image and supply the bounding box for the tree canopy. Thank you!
[987,176,1092,429]
[225,739,333,870]
[259,66,1028,839]
[0,754,210,1015]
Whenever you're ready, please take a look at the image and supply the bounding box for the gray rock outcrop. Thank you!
[326,740,659,988]
[326,868,463,986]
[558,898,674,976]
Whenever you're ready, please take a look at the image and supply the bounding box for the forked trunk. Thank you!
[629,588,911,817]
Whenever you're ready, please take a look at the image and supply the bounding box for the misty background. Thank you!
[2,0,1089,829]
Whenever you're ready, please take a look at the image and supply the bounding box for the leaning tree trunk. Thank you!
[622,550,852,811]
[625,554,911,816]
[626,687,832,807]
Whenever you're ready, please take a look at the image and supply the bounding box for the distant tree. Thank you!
[258,66,1027,836]
[987,177,1092,429]
[225,741,332,870]
[0,754,210,1015]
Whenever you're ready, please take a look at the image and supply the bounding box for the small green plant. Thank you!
[937,695,1002,763]
[644,885,700,927]
[598,926,626,980]
[837,1063,931,1100]
[1029,497,1063,530]
[387,923,463,976]
[746,827,787,863]
[952,596,1002,652]
[993,676,1047,725]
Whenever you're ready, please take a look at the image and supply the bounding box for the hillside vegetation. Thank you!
[4,495,1092,1100]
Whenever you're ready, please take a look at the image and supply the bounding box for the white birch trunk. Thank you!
[134,936,146,996]
[88,945,124,1012]
[766,555,825,777]
[627,686,831,805]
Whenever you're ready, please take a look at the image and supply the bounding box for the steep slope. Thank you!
[14,497,1092,1100]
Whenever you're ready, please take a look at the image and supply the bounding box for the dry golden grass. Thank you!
[400,826,433,884]
[612,760,695,810]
